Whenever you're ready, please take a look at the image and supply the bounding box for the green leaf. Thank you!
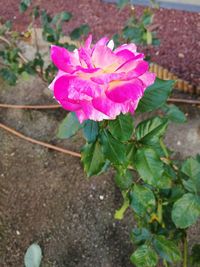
[83,120,99,143]
[60,11,72,22]
[131,228,151,245]
[24,243,42,267]
[142,11,153,26]
[81,141,105,177]
[137,78,174,113]
[172,193,200,228]
[156,173,172,189]
[181,157,200,194]
[57,112,82,139]
[100,130,126,165]
[117,0,129,9]
[196,154,200,163]
[108,113,133,141]
[153,235,181,263]
[182,157,200,181]
[162,104,186,123]
[126,143,137,165]
[130,245,158,267]
[130,184,156,216]
[136,117,168,143]
[70,24,90,40]
[33,6,39,19]
[114,170,133,190]
[0,68,17,85]
[134,147,164,186]
[5,20,12,30]
[19,0,32,12]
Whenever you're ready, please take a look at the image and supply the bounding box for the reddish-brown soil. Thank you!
[0,0,199,87]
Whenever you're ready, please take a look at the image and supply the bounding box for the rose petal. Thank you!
[51,45,79,73]
[49,70,66,91]
[54,75,81,111]
[114,43,137,54]
[92,45,121,70]
[81,100,110,121]
[139,72,156,87]
[92,95,122,118]
[106,79,144,103]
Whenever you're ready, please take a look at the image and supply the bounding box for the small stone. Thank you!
[16,230,20,235]
[178,53,184,58]
[99,195,104,200]
[177,141,181,146]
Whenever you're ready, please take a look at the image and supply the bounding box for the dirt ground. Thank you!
[0,73,200,267]
[0,1,200,267]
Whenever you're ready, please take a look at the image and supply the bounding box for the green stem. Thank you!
[163,260,169,267]
[114,196,129,220]
[160,138,169,158]
[183,235,188,267]
[157,199,163,224]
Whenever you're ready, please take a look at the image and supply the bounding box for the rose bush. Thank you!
[53,35,200,267]
[50,35,155,122]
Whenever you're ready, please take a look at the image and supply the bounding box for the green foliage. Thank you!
[162,104,186,123]
[24,243,42,267]
[153,235,181,263]
[100,130,126,165]
[70,24,90,40]
[135,116,168,143]
[81,141,105,177]
[108,113,134,141]
[131,228,151,245]
[130,184,156,217]
[181,157,200,194]
[137,78,174,113]
[114,6,159,47]
[172,193,200,228]
[0,68,17,85]
[130,245,158,267]
[134,147,164,187]
[57,112,82,139]
[0,2,89,85]
[65,73,199,267]
[83,120,99,143]
[114,170,133,190]
[20,0,32,13]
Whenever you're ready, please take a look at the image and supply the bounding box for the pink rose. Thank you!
[50,35,155,123]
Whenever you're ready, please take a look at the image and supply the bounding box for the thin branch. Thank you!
[0,122,81,158]
[0,98,200,110]
[168,98,200,105]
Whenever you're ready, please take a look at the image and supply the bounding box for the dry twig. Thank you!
[0,122,81,158]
